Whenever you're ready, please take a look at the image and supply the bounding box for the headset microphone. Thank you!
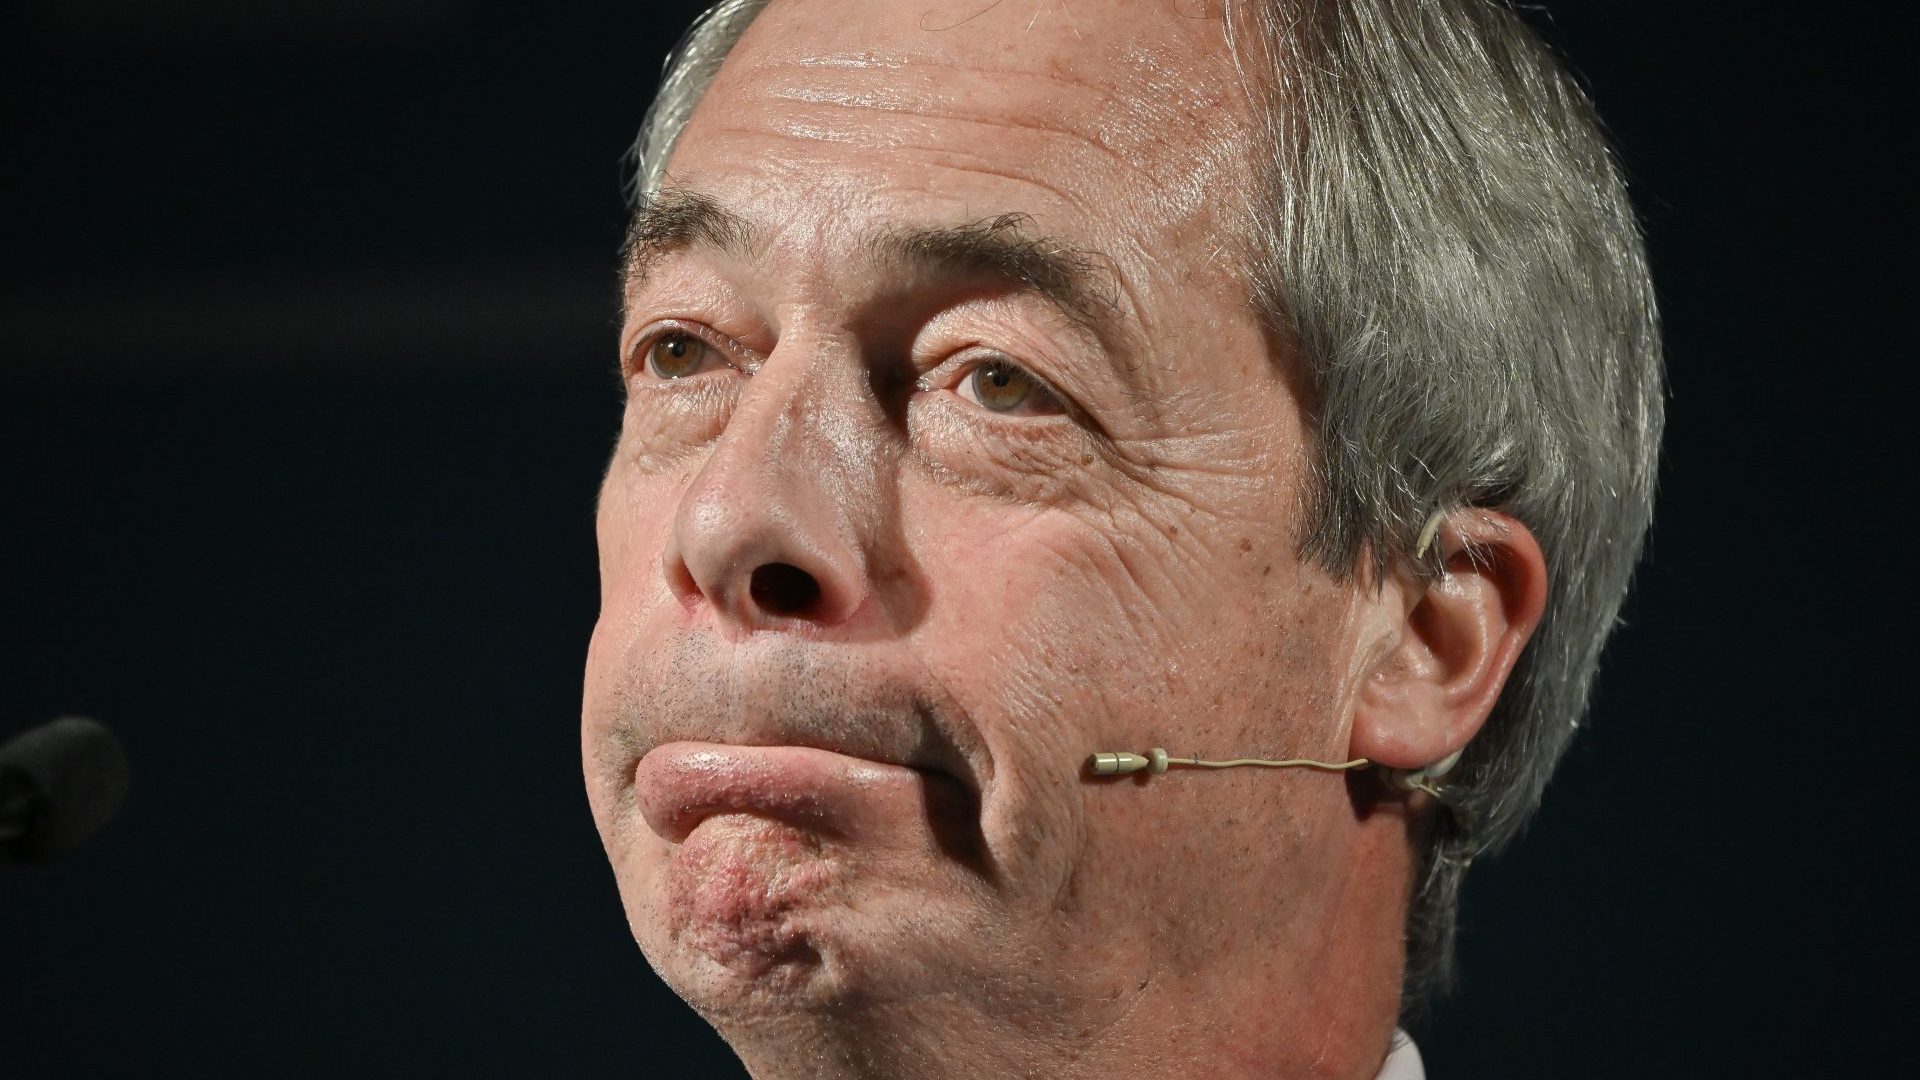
[1085,746,1462,798]
[1088,747,1366,777]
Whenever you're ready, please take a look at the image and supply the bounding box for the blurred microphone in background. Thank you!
[0,716,129,865]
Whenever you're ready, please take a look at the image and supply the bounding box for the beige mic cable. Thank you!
[1085,746,1455,798]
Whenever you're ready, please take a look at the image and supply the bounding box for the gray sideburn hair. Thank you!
[624,0,1665,1016]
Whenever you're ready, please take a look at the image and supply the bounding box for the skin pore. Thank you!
[582,2,1546,1078]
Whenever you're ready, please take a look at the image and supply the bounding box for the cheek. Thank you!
[593,445,693,608]
[897,494,1252,882]
[584,460,695,826]
[586,489,656,722]
[905,498,1154,731]
[903,479,1295,713]
[898,476,1359,876]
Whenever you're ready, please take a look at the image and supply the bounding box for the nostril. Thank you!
[748,562,823,618]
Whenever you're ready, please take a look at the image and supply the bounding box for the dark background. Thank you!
[2,2,1910,1076]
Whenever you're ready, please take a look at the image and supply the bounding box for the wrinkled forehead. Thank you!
[669,0,1260,252]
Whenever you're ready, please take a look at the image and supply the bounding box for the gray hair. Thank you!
[627,0,1664,1014]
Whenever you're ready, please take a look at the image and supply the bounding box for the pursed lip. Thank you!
[635,740,955,844]
[597,647,991,861]
[617,701,986,824]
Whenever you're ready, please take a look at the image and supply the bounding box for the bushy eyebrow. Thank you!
[621,187,759,285]
[620,190,1128,347]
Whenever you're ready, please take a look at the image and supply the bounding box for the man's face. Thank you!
[585,0,1381,1038]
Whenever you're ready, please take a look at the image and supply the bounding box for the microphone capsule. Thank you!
[1088,751,1150,776]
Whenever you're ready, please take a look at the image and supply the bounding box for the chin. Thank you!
[629,814,959,1019]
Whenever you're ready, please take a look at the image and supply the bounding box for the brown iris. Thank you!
[968,359,1050,413]
[645,332,712,379]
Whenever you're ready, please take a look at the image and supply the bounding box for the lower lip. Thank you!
[634,741,937,845]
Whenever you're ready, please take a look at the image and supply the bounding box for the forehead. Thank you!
[666,0,1259,278]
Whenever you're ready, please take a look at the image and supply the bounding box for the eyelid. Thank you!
[624,319,759,378]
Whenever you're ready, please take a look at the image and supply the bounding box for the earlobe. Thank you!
[1350,509,1548,784]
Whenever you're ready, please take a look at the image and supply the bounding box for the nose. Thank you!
[663,347,878,633]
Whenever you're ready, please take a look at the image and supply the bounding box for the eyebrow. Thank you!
[621,190,1127,345]
[621,187,759,284]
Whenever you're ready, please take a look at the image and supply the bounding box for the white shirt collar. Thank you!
[1376,1029,1426,1080]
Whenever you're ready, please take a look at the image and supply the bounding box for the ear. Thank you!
[1349,509,1548,780]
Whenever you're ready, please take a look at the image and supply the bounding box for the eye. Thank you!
[639,330,725,380]
[955,357,1065,417]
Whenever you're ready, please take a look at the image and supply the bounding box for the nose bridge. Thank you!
[667,337,884,631]
[750,340,875,497]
